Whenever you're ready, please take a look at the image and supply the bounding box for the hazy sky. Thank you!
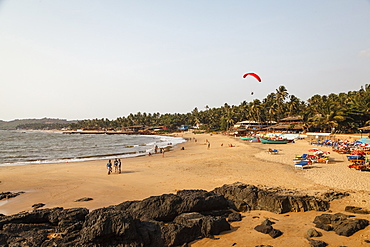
[1,1,370,121]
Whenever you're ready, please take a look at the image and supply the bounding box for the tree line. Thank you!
[17,84,370,133]
[69,84,370,133]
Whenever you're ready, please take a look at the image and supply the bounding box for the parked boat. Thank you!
[260,138,288,144]
[240,136,258,141]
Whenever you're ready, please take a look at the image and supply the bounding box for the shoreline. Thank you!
[0,131,186,167]
[0,132,369,246]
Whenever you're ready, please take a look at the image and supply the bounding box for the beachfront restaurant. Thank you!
[264,116,304,133]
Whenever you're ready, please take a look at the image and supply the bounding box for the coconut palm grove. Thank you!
[13,84,370,133]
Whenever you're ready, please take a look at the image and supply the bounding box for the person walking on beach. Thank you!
[113,159,118,173]
[118,159,121,174]
[107,160,112,175]
[162,148,165,157]
[207,141,211,149]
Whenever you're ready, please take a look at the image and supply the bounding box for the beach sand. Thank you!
[1,132,369,246]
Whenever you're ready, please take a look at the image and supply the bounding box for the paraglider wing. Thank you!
[243,72,261,82]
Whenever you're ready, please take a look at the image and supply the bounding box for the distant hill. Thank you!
[0,118,77,130]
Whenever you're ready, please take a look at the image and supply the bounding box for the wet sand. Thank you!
[0,132,369,246]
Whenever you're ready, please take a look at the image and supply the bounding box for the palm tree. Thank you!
[275,86,289,121]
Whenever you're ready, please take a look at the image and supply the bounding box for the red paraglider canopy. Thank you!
[243,72,261,82]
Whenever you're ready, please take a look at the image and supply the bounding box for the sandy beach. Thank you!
[1,132,370,246]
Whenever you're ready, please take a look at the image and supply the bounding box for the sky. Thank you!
[1,0,370,121]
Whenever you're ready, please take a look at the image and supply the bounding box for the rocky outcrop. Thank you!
[0,183,352,246]
[313,213,369,236]
[114,189,229,221]
[213,182,336,214]
[0,190,231,247]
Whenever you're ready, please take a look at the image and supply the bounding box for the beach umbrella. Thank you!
[308,148,320,152]
[314,150,330,156]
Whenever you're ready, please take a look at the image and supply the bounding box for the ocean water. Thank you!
[0,130,185,166]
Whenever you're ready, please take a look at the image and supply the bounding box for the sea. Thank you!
[0,130,186,166]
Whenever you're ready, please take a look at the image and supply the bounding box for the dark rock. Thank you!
[313,213,369,236]
[176,190,229,213]
[261,219,275,226]
[213,182,330,214]
[254,224,283,238]
[307,238,328,247]
[0,184,349,247]
[74,197,93,202]
[314,222,333,231]
[119,190,229,222]
[306,228,322,237]
[2,223,51,246]
[32,203,45,209]
[161,222,198,247]
[201,216,230,236]
[345,206,370,214]
[333,218,369,237]
[79,208,160,246]
[254,224,273,234]
[0,191,25,200]
[121,193,182,221]
[268,228,283,238]
[228,212,242,222]
[201,209,232,217]
[321,191,349,201]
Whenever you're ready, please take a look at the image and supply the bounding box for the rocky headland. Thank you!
[1,182,368,247]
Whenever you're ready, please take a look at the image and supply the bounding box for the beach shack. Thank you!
[233,120,276,135]
[265,116,304,133]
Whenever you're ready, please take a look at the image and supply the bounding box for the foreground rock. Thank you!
[0,183,352,246]
[313,213,369,236]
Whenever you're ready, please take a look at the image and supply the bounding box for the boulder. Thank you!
[333,218,369,237]
[269,228,283,238]
[313,213,369,237]
[254,224,273,234]
[306,228,322,238]
[307,238,328,247]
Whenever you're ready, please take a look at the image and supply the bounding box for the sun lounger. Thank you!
[295,154,308,159]
[267,149,279,154]
[294,160,310,169]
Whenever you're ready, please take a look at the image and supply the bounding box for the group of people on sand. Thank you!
[106,158,122,175]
